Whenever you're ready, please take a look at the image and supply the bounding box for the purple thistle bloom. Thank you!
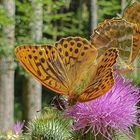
[66,76,140,138]
[13,121,24,135]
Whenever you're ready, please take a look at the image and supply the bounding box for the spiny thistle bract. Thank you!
[114,131,132,140]
[27,107,74,140]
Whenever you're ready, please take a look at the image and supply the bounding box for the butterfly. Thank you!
[91,2,140,74]
[15,37,118,105]
[90,18,134,74]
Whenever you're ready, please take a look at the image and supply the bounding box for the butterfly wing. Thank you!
[78,48,118,102]
[90,18,133,71]
[123,2,140,63]
[15,45,69,94]
[15,37,98,98]
[123,2,140,24]
[55,37,98,93]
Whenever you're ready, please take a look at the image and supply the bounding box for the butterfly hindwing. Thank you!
[78,48,118,102]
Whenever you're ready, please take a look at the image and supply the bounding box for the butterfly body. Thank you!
[15,37,118,105]
[72,63,97,93]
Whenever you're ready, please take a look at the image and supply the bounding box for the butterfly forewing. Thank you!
[15,45,69,94]
[78,48,118,102]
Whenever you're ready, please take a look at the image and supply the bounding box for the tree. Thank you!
[98,0,121,23]
[22,0,43,123]
[0,0,15,131]
[121,0,126,12]
[88,0,97,35]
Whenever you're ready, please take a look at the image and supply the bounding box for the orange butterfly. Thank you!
[15,37,118,105]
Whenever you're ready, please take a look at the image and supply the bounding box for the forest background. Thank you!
[0,0,140,135]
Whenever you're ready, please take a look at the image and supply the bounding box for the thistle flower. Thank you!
[66,76,140,139]
[13,121,24,135]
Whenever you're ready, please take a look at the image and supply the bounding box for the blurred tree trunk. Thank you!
[69,0,81,12]
[69,0,83,32]
[121,0,126,12]
[22,0,43,123]
[0,0,15,131]
[88,0,97,35]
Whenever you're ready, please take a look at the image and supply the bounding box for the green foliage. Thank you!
[98,0,121,23]
[0,5,12,32]
[15,0,88,46]
[0,42,14,57]
[0,4,14,57]
[43,0,88,42]
[0,134,5,140]
[114,131,132,140]
[135,126,140,140]
[15,0,32,44]
[27,107,74,140]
